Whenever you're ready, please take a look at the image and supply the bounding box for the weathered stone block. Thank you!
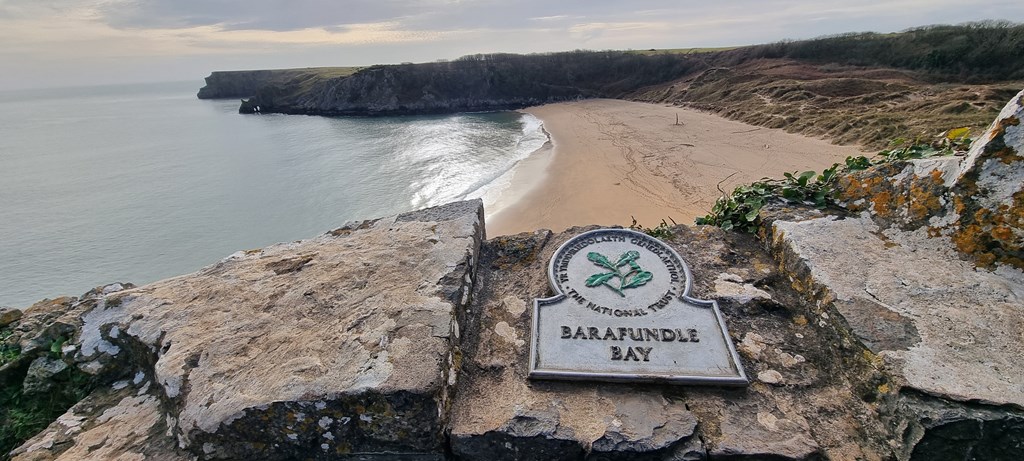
[450,226,892,460]
[835,157,960,230]
[951,88,1024,268]
[36,200,484,460]
[22,357,68,395]
[834,88,1024,271]
[767,212,1024,459]
[770,214,1024,408]
[11,379,189,461]
[896,392,1024,461]
[0,307,21,327]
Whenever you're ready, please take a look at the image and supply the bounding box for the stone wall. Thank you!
[3,92,1023,460]
[5,202,485,460]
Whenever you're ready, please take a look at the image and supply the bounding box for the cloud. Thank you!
[530,15,569,22]
[6,0,1021,34]
[568,22,671,42]
[2,0,1023,89]
[87,0,721,33]
[96,0,509,31]
[182,22,472,48]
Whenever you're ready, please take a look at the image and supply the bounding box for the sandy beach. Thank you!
[486,99,866,236]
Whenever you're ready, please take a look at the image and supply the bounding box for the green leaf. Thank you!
[622,271,653,289]
[797,170,815,186]
[586,272,617,287]
[50,336,66,356]
[587,252,616,270]
[845,156,871,170]
[781,187,801,200]
[615,250,640,267]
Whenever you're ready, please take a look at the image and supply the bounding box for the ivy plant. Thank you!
[629,216,675,239]
[696,165,838,233]
[697,127,971,233]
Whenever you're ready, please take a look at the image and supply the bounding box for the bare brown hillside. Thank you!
[631,59,1023,149]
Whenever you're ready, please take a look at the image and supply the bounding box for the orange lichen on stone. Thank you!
[949,193,1024,270]
[902,170,949,222]
[952,196,968,215]
[990,115,1020,161]
[837,162,956,230]
[906,184,941,221]
[870,190,893,216]
[837,172,893,213]
[993,226,1014,241]
[952,224,983,254]
[977,253,998,267]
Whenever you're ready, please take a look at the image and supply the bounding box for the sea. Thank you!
[0,81,547,308]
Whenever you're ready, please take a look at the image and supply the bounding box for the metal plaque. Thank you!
[529,228,748,385]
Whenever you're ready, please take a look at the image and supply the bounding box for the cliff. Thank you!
[3,91,1023,460]
[196,67,360,99]
[229,52,702,116]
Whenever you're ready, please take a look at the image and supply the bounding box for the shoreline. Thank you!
[476,119,553,219]
[486,99,866,237]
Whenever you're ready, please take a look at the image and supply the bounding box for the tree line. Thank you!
[727,21,1024,82]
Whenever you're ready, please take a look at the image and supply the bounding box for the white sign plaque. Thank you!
[529,228,748,385]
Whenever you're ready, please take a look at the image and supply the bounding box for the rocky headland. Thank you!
[196,68,361,100]
[197,24,1024,149]
[3,88,1023,459]
[201,52,696,116]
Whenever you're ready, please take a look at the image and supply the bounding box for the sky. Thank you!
[1,0,1022,90]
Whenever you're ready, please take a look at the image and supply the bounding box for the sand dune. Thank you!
[486,99,866,236]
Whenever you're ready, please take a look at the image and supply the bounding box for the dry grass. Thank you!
[294,67,363,79]
[632,47,740,56]
[632,59,1023,149]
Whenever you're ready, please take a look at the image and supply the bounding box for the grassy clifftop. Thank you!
[196,67,362,99]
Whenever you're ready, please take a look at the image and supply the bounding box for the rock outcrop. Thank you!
[6,92,1024,460]
[835,88,1024,269]
[197,69,318,99]
[222,53,700,116]
[0,308,21,327]
[762,89,1024,460]
[7,201,484,460]
[951,89,1024,268]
